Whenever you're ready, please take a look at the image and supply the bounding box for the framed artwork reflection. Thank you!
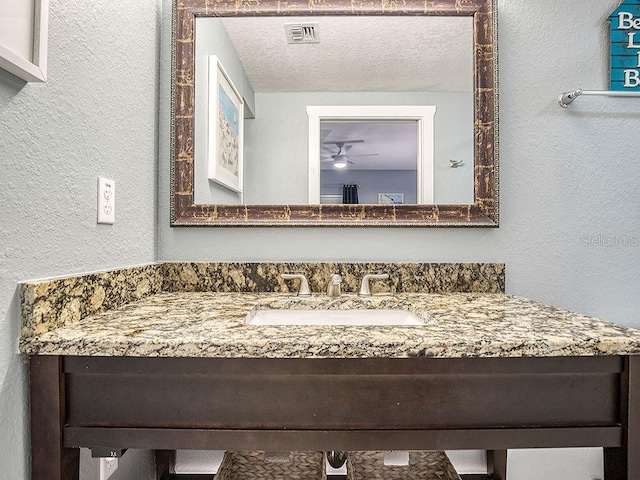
[378,193,404,204]
[207,55,244,193]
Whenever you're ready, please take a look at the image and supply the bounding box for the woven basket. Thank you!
[216,451,326,480]
[346,451,461,480]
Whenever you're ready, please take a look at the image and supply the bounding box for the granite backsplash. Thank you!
[20,262,504,338]
[160,262,505,295]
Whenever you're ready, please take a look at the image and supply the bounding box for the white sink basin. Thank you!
[246,309,425,326]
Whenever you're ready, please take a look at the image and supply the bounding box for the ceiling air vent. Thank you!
[284,23,320,44]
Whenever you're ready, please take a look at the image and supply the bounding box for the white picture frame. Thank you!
[207,55,244,193]
[378,193,405,205]
[0,0,49,82]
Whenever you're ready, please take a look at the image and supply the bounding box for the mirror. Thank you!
[171,0,498,226]
[194,17,472,206]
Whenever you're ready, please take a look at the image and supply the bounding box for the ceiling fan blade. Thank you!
[321,139,365,145]
[346,153,379,157]
[347,159,355,165]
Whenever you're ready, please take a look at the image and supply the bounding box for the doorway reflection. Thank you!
[319,120,418,205]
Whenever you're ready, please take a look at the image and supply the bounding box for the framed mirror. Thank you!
[171,0,498,226]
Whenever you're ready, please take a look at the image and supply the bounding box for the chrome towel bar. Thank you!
[558,88,640,107]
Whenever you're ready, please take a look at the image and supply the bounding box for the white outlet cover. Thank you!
[100,457,118,480]
[97,177,115,224]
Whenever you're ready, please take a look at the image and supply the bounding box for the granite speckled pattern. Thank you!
[20,264,163,338]
[19,292,640,359]
[161,262,505,295]
[20,262,503,338]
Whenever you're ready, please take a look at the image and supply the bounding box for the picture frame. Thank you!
[0,0,49,82]
[378,193,405,205]
[208,55,244,193]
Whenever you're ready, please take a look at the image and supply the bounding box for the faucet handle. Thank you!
[280,273,311,297]
[359,273,390,297]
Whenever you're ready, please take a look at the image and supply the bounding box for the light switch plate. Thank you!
[97,177,115,224]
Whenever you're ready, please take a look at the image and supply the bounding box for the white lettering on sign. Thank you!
[624,69,640,87]
[618,12,640,29]
[612,8,640,90]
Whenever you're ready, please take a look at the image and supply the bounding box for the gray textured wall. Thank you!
[159,0,640,477]
[0,0,160,478]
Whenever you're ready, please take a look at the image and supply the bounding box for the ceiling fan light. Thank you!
[333,155,348,168]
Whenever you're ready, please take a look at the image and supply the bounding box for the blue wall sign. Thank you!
[610,0,640,90]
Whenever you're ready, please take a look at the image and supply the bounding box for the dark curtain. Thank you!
[342,184,359,204]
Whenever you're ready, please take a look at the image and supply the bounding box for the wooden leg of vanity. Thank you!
[487,450,507,480]
[604,355,640,480]
[29,356,79,480]
[156,450,176,480]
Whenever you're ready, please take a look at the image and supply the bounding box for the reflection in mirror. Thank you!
[307,105,437,205]
[192,16,474,206]
[171,0,498,227]
[320,120,418,205]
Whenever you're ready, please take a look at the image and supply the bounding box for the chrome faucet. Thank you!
[358,273,390,297]
[326,274,342,297]
[280,273,311,297]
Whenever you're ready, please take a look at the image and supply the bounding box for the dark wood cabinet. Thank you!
[29,355,640,480]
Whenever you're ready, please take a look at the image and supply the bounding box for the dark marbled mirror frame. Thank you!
[171,0,498,227]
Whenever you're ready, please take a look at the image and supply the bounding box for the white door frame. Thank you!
[306,105,436,204]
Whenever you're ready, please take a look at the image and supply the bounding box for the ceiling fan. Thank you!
[321,141,378,169]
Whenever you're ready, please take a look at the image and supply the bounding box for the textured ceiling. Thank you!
[220,16,473,93]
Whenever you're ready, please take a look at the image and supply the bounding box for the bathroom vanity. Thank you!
[29,352,638,480]
[19,263,640,480]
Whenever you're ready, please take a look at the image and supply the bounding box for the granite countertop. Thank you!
[19,292,640,358]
